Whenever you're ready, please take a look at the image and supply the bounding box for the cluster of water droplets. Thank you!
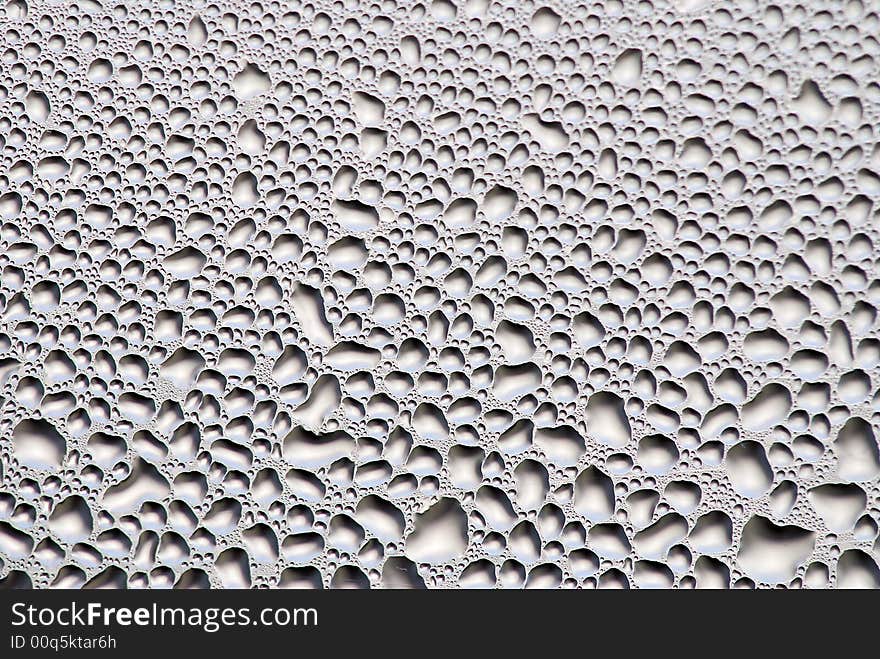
[1,0,879,589]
